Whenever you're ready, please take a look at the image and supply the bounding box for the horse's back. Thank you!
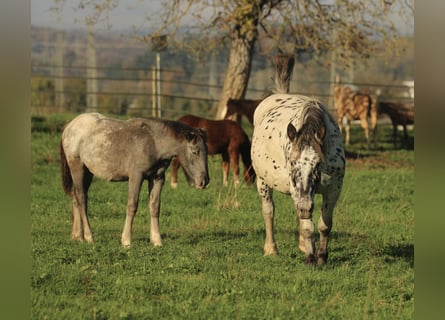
[62,113,158,181]
[178,114,247,153]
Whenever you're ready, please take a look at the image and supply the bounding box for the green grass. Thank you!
[31,116,414,319]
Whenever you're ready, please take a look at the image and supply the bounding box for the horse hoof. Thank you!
[170,182,178,189]
[121,239,131,248]
[151,239,162,247]
[305,254,316,265]
[71,234,84,242]
[317,253,328,266]
[264,244,278,256]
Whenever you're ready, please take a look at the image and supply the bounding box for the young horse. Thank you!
[60,113,209,247]
[224,98,262,124]
[170,114,255,188]
[334,77,378,148]
[251,56,345,265]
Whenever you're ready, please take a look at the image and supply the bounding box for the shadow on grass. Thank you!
[381,243,414,268]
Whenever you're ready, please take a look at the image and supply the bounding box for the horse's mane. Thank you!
[131,117,204,142]
[294,102,326,160]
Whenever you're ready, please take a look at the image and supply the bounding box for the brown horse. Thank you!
[378,101,414,148]
[60,113,209,247]
[224,98,262,124]
[171,114,256,187]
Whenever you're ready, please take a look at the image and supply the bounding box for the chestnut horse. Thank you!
[60,113,209,247]
[224,98,262,124]
[171,114,255,187]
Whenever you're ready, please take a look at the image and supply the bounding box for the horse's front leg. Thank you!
[148,174,165,247]
[221,153,230,187]
[121,174,143,247]
[317,192,340,265]
[170,157,180,189]
[345,119,351,146]
[297,210,316,265]
[257,178,277,255]
[229,147,240,186]
[359,115,370,148]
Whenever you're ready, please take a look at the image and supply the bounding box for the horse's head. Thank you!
[178,128,210,189]
[287,121,325,219]
[224,98,237,119]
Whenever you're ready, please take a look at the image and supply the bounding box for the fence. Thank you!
[31,63,414,119]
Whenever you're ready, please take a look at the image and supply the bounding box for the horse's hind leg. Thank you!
[257,178,277,255]
[70,159,94,242]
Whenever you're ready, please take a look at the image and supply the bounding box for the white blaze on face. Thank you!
[295,146,319,193]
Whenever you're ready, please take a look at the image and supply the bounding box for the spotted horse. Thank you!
[251,55,345,265]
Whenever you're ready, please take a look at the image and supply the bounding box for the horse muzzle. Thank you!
[194,175,210,189]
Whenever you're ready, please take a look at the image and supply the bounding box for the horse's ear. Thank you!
[287,123,298,141]
[198,128,207,142]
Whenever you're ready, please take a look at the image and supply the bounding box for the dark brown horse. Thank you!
[378,101,414,148]
[224,98,262,124]
[171,114,256,187]
[60,113,209,247]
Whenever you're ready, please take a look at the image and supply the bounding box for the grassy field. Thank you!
[31,114,414,319]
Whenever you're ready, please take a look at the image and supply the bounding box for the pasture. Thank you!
[31,114,414,319]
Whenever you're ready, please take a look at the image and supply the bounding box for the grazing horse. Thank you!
[378,101,414,148]
[224,98,262,124]
[251,55,345,265]
[60,113,209,247]
[171,114,255,187]
[334,79,378,148]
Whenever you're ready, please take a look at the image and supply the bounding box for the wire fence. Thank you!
[31,63,414,119]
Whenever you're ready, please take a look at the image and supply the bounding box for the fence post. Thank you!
[151,35,167,118]
[152,67,157,117]
[86,22,98,112]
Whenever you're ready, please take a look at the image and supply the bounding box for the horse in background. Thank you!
[224,98,262,124]
[251,55,345,265]
[171,114,256,188]
[378,101,414,148]
[60,113,209,248]
[334,76,378,148]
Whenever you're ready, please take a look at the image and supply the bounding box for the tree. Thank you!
[71,0,413,118]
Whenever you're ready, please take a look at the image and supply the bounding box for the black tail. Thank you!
[240,137,256,186]
[59,140,73,196]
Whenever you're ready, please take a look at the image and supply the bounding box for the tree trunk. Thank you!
[215,36,256,120]
[215,23,258,120]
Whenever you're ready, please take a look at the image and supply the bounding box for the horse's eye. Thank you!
[192,149,200,156]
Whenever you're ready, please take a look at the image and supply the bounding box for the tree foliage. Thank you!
[56,0,413,117]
